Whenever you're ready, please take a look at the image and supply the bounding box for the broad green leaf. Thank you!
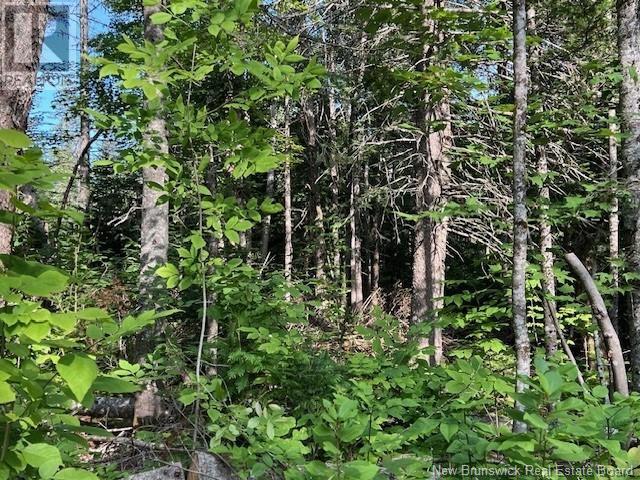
[55,469,98,480]
[56,354,98,402]
[22,443,62,479]
[343,461,379,480]
[0,381,15,403]
[92,375,139,393]
[0,129,31,148]
[150,12,172,24]
[440,422,459,442]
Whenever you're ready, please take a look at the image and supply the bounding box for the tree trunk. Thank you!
[283,98,293,299]
[76,0,90,211]
[410,0,451,365]
[134,1,170,358]
[0,0,48,254]
[528,6,557,358]
[260,104,277,261]
[303,97,326,292]
[349,163,363,314]
[511,0,531,432]
[205,148,218,375]
[608,109,620,333]
[565,252,629,396]
[538,147,558,357]
[617,0,640,391]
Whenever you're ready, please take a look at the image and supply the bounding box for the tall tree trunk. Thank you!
[76,0,90,211]
[205,148,218,375]
[617,0,640,391]
[135,1,170,357]
[327,79,345,307]
[260,105,277,262]
[608,109,620,333]
[528,6,557,357]
[283,98,293,299]
[538,147,558,357]
[511,0,531,432]
[410,0,451,364]
[350,163,363,314]
[303,97,326,292]
[371,208,381,306]
[0,0,48,254]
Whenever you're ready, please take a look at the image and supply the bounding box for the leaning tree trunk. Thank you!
[511,0,531,433]
[134,1,170,359]
[0,0,48,254]
[617,0,640,392]
[565,253,629,396]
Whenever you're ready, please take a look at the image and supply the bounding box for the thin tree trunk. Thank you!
[134,1,170,358]
[0,0,48,254]
[260,169,274,261]
[538,147,558,357]
[260,103,277,261]
[608,109,620,333]
[511,0,531,433]
[617,0,640,392]
[76,0,90,211]
[528,6,558,357]
[371,210,381,306]
[303,97,326,292]
[283,98,293,300]
[565,252,629,396]
[349,164,363,314]
[205,148,218,376]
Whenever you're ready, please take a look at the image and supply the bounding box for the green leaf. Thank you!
[0,129,31,148]
[224,229,240,244]
[190,233,206,249]
[22,443,62,479]
[343,461,379,480]
[56,354,98,402]
[150,12,172,24]
[592,385,609,398]
[156,263,179,278]
[440,422,459,442]
[0,381,15,403]
[54,469,98,480]
[92,376,139,393]
[548,439,591,462]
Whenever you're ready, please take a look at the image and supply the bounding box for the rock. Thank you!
[128,463,184,480]
[186,452,236,480]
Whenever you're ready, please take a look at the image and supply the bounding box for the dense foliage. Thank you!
[2,0,640,478]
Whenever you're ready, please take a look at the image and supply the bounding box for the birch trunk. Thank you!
[608,109,620,333]
[283,99,293,299]
[528,6,557,357]
[617,0,640,391]
[76,0,90,211]
[511,0,531,432]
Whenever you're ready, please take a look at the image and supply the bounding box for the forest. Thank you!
[3,0,640,478]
